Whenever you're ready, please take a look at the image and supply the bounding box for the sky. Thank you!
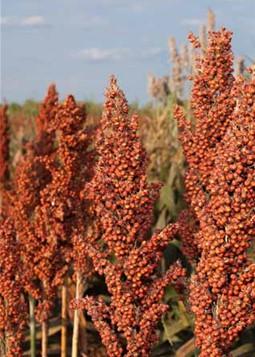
[1,0,255,104]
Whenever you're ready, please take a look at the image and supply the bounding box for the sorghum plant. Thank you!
[36,94,93,357]
[72,76,186,357]
[0,104,10,215]
[0,105,26,356]
[0,218,27,357]
[33,83,58,159]
[13,85,59,309]
[177,209,198,263]
[176,28,255,356]
[12,85,59,356]
[175,28,235,259]
[32,95,89,316]
[13,85,93,356]
[0,104,9,187]
[35,83,58,137]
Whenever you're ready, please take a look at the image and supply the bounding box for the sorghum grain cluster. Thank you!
[72,76,186,357]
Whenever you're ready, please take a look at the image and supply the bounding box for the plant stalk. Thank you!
[71,272,81,357]
[41,321,48,357]
[29,296,36,357]
[61,283,68,357]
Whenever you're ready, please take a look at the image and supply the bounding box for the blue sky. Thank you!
[1,0,255,104]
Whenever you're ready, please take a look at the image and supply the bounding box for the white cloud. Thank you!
[74,48,131,62]
[21,16,46,27]
[73,47,164,62]
[1,16,47,28]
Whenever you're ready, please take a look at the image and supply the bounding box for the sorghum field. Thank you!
[1,9,255,357]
